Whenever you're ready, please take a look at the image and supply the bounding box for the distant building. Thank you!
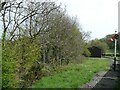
[88,46,102,58]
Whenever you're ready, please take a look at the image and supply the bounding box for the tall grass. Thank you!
[32,58,110,88]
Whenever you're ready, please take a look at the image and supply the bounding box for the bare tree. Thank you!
[0,0,60,46]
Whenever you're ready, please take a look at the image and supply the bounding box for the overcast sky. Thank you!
[58,0,120,40]
[0,0,120,40]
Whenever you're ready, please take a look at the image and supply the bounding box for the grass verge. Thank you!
[32,58,110,88]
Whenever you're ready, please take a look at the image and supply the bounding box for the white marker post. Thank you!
[113,31,117,71]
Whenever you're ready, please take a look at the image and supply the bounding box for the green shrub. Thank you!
[2,45,19,88]
[2,37,42,88]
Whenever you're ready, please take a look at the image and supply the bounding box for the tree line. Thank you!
[1,0,90,88]
[100,33,120,52]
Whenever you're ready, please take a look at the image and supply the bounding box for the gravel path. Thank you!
[80,59,120,90]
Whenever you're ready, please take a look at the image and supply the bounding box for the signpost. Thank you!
[113,37,117,71]
[113,31,119,71]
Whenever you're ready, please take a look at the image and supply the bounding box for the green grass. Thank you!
[104,56,120,60]
[32,58,110,88]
